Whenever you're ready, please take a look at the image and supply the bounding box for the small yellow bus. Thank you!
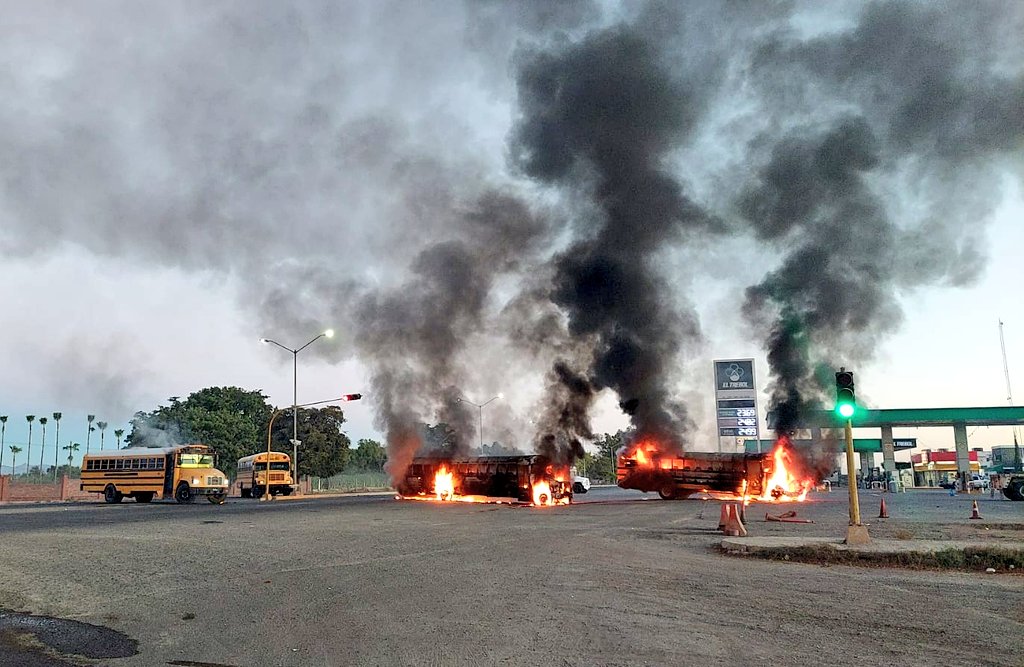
[236,451,294,497]
[81,444,230,504]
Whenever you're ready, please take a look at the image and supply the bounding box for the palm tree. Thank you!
[97,421,108,450]
[52,412,62,481]
[114,428,125,449]
[62,442,80,471]
[0,416,7,475]
[38,417,48,476]
[86,415,95,455]
[9,445,22,476]
[25,416,35,479]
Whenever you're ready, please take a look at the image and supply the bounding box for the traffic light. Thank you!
[835,369,855,419]
[340,393,362,402]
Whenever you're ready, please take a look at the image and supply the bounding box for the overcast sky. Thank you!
[1,1,1022,469]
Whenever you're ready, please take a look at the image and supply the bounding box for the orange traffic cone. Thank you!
[969,500,983,520]
[878,498,889,519]
[724,503,748,537]
[738,502,746,524]
[718,503,730,532]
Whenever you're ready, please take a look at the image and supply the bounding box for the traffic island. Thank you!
[720,536,1024,573]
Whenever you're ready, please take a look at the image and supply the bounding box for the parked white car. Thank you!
[968,474,989,490]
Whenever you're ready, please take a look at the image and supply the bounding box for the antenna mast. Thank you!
[1000,319,1014,405]
[1000,319,1023,473]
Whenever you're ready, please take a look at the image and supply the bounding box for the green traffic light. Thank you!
[837,403,855,418]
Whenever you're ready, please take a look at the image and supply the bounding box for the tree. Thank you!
[350,438,386,472]
[476,441,523,456]
[114,429,124,449]
[269,405,351,479]
[419,422,459,457]
[129,387,273,479]
[96,421,108,450]
[86,415,95,455]
[38,417,48,475]
[25,416,35,479]
[52,412,62,481]
[0,416,7,474]
[593,431,626,483]
[63,442,80,470]
[9,445,22,476]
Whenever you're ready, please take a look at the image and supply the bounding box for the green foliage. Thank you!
[590,431,626,482]
[476,441,524,456]
[270,405,351,479]
[350,438,387,472]
[48,464,81,479]
[420,422,459,456]
[127,387,273,478]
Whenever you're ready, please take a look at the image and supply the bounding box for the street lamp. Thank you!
[262,393,361,501]
[456,394,503,449]
[261,329,334,490]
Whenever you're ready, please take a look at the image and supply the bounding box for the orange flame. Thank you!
[532,480,552,506]
[757,440,815,502]
[434,466,455,501]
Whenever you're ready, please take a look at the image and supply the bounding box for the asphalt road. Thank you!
[0,488,1022,666]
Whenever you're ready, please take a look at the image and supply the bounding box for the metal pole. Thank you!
[53,419,60,481]
[264,409,279,501]
[478,405,483,449]
[845,418,862,526]
[293,351,298,489]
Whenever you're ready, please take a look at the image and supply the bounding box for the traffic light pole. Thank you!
[844,417,870,544]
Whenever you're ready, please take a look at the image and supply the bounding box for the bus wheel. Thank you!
[175,483,195,504]
[134,492,154,503]
[103,485,123,504]
[658,483,677,500]
[208,493,227,505]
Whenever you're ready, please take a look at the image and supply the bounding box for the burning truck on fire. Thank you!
[396,455,574,506]
[616,438,817,502]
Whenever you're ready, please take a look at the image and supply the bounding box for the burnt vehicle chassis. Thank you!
[617,451,771,500]
[398,455,573,504]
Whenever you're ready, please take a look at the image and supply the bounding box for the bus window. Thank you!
[178,453,214,468]
[254,462,290,471]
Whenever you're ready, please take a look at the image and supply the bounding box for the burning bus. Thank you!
[617,438,816,501]
[396,454,573,506]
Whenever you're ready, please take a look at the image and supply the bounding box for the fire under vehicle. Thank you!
[617,448,773,500]
[397,454,574,505]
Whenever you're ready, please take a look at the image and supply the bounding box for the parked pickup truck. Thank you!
[968,475,990,490]
[570,467,591,494]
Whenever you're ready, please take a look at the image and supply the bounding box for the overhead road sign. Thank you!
[767,406,1024,430]
[743,438,917,454]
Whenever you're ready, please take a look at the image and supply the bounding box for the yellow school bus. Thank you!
[236,451,294,497]
[81,443,230,504]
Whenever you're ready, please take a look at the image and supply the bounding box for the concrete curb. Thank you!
[721,536,1024,555]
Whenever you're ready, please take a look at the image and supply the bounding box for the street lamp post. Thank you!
[261,329,334,490]
[456,394,503,449]
[262,393,361,501]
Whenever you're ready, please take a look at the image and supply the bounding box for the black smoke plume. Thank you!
[741,1,1024,435]
[510,24,715,455]
[350,192,548,480]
